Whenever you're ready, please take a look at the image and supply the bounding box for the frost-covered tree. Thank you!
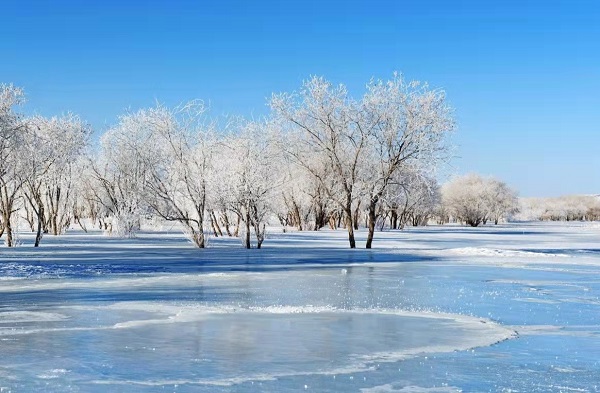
[381,168,441,229]
[272,74,454,248]
[0,84,27,247]
[44,119,90,236]
[142,102,216,248]
[69,158,96,232]
[20,116,56,246]
[442,174,518,227]
[442,174,488,227]
[91,110,162,237]
[277,155,331,231]
[272,77,364,248]
[277,160,310,231]
[360,74,454,247]
[518,195,600,222]
[218,120,282,249]
[21,114,90,246]
[485,178,519,225]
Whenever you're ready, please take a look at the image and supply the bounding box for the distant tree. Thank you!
[518,195,600,222]
[486,178,519,225]
[442,174,518,227]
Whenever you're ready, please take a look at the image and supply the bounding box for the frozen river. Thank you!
[1,223,599,392]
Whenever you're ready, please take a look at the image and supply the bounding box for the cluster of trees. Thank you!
[3,75,489,250]
[440,174,520,227]
[518,195,600,222]
[0,84,90,247]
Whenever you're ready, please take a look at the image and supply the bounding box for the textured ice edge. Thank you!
[83,303,518,387]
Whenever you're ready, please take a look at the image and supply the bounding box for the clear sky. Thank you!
[2,0,598,197]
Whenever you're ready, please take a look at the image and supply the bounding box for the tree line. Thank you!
[518,195,600,222]
[1,76,523,249]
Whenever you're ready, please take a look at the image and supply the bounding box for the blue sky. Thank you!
[2,0,598,196]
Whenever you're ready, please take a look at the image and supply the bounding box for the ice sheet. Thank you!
[1,222,598,392]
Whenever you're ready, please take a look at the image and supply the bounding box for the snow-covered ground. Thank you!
[0,222,599,392]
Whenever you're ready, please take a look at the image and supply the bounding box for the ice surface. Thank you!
[446,247,571,258]
[361,385,462,393]
[0,222,599,392]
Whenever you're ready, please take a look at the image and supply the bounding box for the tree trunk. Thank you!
[328,213,336,230]
[211,210,223,236]
[366,197,378,249]
[221,210,232,237]
[209,213,219,237]
[75,215,88,232]
[234,214,241,237]
[4,216,13,247]
[244,208,251,249]
[250,205,264,249]
[254,221,264,249]
[293,201,303,231]
[353,201,361,230]
[198,230,205,248]
[391,209,398,229]
[188,226,205,248]
[25,206,35,232]
[195,231,205,248]
[344,195,356,249]
[345,211,356,248]
[50,215,57,235]
[34,205,44,247]
[314,203,326,230]
[378,212,387,231]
